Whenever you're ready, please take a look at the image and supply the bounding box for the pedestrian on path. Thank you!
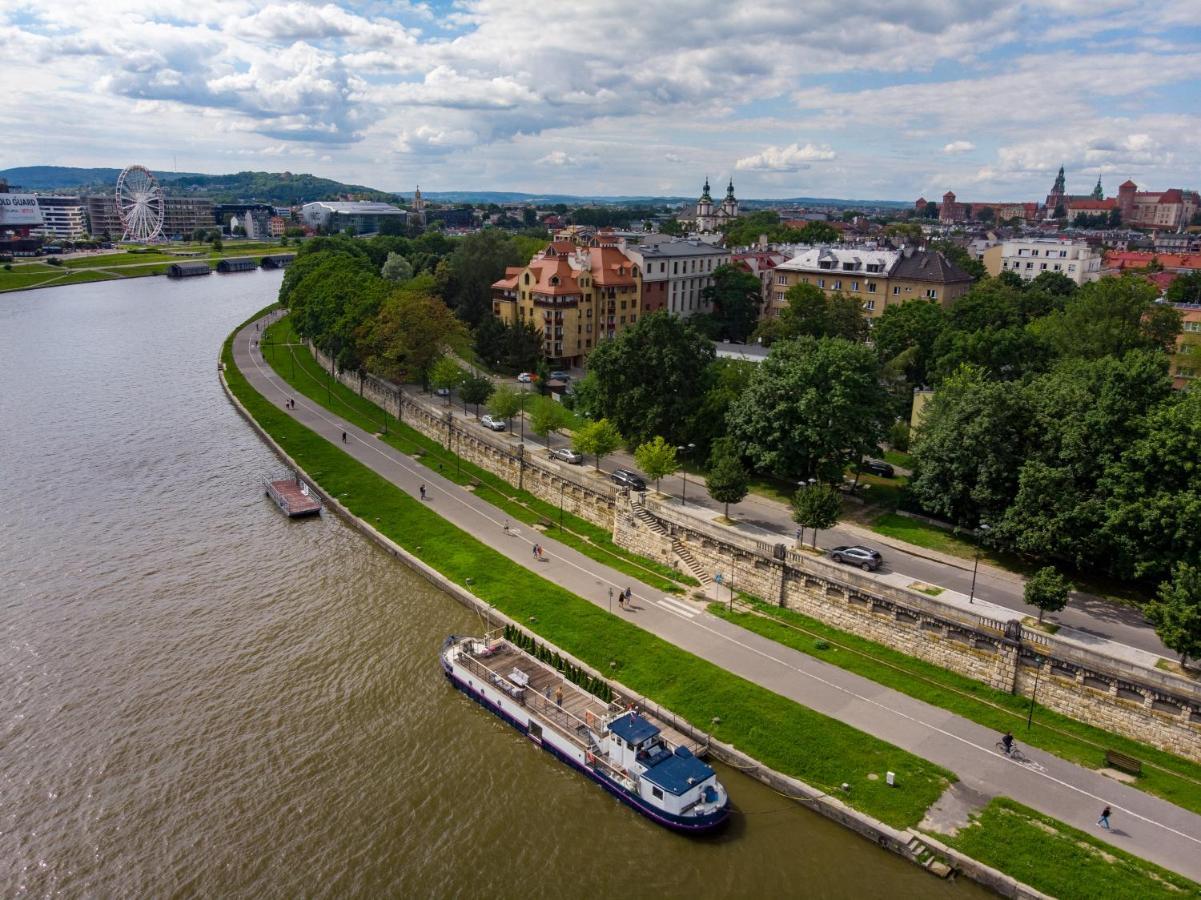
[419,484,426,501]
[1098,806,1111,830]
[342,430,347,443]
[624,587,633,608]
[554,685,563,708]
[532,544,539,560]
[617,590,624,610]
[502,519,510,534]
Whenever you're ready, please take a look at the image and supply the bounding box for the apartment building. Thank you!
[984,237,1102,285]
[84,195,216,239]
[1171,305,1201,388]
[769,246,972,318]
[623,238,730,317]
[34,196,87,240]
[491,238,642,366]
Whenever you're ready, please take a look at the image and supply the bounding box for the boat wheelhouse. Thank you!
[441,633,729,833]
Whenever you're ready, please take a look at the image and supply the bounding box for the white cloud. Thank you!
[943,140,975,154]
[664,153,682,163]
[735,142,836,172]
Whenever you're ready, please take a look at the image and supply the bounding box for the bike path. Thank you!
[234,319,1201,881]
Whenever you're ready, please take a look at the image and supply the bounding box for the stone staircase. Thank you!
[905,835,952,878]
[672,538,710,585]
[633,505,667,535]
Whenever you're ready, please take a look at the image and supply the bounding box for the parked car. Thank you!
[610,469,647,492]
[516,372,536,383]
[480,415,507,432]
[549,447,583,464]
[434,387,450,397]
[549,370,571,382]
[859,459,895,479]
[828,545,883,571]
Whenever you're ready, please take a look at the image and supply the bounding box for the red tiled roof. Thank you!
[1067,198,1117,210]
[589,246,637,287]
[1120,179,1138,189]
[1103,251,1201,272]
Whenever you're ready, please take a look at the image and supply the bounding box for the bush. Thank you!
[889,419,910,452]
[814,639,831,651]
[2,263,11,271]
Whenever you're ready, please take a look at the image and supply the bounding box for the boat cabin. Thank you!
[605,712,720,815]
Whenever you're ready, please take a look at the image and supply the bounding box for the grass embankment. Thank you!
[226,316,952,829]
[712,597,1201,816]
[940,797,1199,900]
[262,317,696,594]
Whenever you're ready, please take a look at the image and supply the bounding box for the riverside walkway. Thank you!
[232,317,1201,881]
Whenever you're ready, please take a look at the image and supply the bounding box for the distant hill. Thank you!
[0,166,394,204]
[403,190,908,208]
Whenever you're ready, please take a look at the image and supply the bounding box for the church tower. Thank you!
[412,185,426,226]
[1046,165,1066,212]
[1090,175,1104,200]
[721,178,738,218]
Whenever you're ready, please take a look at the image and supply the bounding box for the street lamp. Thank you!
[676,443,696,506]
[968,522,990,605]
[559,480,566,527]
[1026,651,1043,730]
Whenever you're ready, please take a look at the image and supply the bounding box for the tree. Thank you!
[445,230,524,325]
[1146,563,1201,666]
[460,371,494,416]
[1166,272,1201,304]
[586,311,715,446]
[728,337,891,482]
[706,438,750,519]
[703,264,763,341]
[359,279,470,388]
[430,356,464,402]
[574,418,623,471]
[528,395,568,448]
[762,283,868,344]
[873,299,946,390]
[1028,270,1077,299]
[1024,566,1070,624]
[1032,275,1181,359]
[487,384,523,431]
[796,221,840,244]
[634,437,679,493]
[658,218,685,237]
[381,252,414,283]
[883,223,923,247]
[790,482,841,549]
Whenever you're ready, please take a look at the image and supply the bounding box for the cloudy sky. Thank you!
[2,0,1199,200]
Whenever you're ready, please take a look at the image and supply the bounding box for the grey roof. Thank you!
[891,249,973,284]
[303,201,404,215]
[635,239,728,259]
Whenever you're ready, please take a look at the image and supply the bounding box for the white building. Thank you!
[35,196,87,240]
[300,200,406,233]
[624,238,731,317]
[682,178,739,233]
[987,237,1101,285]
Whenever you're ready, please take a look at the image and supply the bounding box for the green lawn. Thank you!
[262,318,696,594]
[937,798,1200,900]
[711,597,1201,816]
[226,310,953,829]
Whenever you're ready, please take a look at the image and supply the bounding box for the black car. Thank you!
[610,469,647,492]
[829,545,883,571]
[860,459,895,479]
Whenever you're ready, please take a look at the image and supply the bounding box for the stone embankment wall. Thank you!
[308,345,1201,763]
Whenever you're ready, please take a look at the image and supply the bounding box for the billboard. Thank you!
[0,194,44,228]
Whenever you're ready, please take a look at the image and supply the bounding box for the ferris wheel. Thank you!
[116,165,165,242]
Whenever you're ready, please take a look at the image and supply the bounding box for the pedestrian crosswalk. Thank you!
[658,596,701,619]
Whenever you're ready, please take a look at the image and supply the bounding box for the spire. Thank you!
[1052,165,1066,194]
[1090,175,1103,200]
[726,178,735,198]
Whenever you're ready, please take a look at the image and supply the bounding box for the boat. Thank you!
[441,632,730,833]
[262,469,322,517]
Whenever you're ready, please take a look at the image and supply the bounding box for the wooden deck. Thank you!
[265,476,322,517]
[466,641,706,757]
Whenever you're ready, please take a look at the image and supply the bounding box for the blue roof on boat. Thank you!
[641,746,714,797]
[608,712,659,745]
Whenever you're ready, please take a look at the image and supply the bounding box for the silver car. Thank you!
[480,415,507,432]
[829,545,883,571]
[549,447,583,464]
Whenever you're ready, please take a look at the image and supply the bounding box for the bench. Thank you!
[1105,750,1142,776]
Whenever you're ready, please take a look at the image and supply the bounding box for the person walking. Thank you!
[554,685,563,708]
[532,544,539,560]
[1098,806,1111,830]
[341,430,348,443]
[419,484,426,501]
[624,587,633,608]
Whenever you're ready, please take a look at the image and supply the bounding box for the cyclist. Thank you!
[1000,731,1015,755]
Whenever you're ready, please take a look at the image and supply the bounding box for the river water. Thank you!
[0,271,981,898]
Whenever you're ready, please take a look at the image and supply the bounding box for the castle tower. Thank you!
[1046,165,1066,211]
[1090,175,1104,201]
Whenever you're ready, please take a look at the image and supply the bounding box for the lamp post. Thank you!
[608,586,614,614]
[968,522,990,605]
[1026,652,1043,730]
[676,443,695,506]
[559,480,565,527]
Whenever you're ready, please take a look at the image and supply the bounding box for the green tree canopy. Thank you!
[634,436,679,493]
[359,278,469,387]
[1024,566,1070,623]
[873,299,946,390]
[381,251,414,283]
[1146,563,1201,666]
[487,384,523,429]
[444,230,525,326]
[790,482,842,549]
[728,337,890,481]
[573,418,622,470]
[528,395,569,448]
[1166,272,1201,305]
[757,283,868,345]
[706,437,750,518]
[460,371,494,416]
[1031,275,1181,359]
[587,311,715,446]
[702,264,763,341]
[796,221,840,244]
[430,356,465,402]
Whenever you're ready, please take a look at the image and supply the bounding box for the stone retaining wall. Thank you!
[305,341,1201,763]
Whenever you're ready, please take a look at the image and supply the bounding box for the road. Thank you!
[442,380,1171,660]
[235,317,1201,882]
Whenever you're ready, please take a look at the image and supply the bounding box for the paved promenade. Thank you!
[234,318,1201,880]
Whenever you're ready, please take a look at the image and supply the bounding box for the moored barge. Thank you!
[263,469,322,517]
[441,633,730,832]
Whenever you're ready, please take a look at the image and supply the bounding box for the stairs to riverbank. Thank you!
[672,539,710,585]
[634,505,667,535]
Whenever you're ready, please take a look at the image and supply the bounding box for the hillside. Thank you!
[0,166,393,204]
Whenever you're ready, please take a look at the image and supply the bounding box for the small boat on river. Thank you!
[441,632,730,833]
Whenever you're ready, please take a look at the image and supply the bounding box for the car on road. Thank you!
[549,447,583,464]
[480,415,507,432]
[859,459,895,478]
[549,370,571,382]
[610,469,647,492]
[516,372,536,383]
[828,545,883,571]
[434,387,450,397]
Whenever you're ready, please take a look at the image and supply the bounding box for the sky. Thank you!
[2,0,1200,200]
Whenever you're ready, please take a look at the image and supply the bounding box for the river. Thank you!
[0,271,981,897]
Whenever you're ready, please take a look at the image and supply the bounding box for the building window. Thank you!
[867,282,877,293]
[926,289,937,299]
[892,286,900,295]
[864,300,875,311]
[851,281,859,292]
[774,291,786,301]
[833,280,841,290]
[651,786,664,800]
[1053,264,1061,271]
[777,274,787,285]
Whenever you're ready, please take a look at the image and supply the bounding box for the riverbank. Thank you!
[223,309,1201,897]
